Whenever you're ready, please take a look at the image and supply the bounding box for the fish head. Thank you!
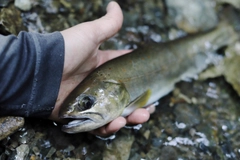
[59,79,130,133]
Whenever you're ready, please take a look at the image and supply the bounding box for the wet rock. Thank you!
[73,144,89,159]
[137,0,165,28]
[143,129,151,139]
[199,42,240,96]
[162,120,176,136]
[32,146,40,156]
[14,0,32,11]
[166,0,218,33]
[0,4,26,35]
[15,144,29,160]
[0,116,24,141]
[145,147,161,159]
[18,129,35,144]
[46,147,56,158]
[145,145,177,159]
[39,14,70,33]
[160,146,178,160]
[216,0,240,9]
[21,12,45,33]
[168,28,187,40]
[103,132,135,160]
[0,0,13,7]
[173,103,201,130]
[63,144,75,155]
[41,0,60,14]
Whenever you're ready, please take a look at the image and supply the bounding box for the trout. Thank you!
[59,24,238,133]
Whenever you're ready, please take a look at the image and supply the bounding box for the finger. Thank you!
[93,1,123,43]
[60,2,123,53]
[97,49,132,66]
[145,103,157,114]
[126,108,150,124]
[90,117,126,136]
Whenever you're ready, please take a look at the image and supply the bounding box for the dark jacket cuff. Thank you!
[0,31,64,118]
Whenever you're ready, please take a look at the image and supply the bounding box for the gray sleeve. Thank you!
[0,31,64,118]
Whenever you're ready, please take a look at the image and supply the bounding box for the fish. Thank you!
[59,24,238,133]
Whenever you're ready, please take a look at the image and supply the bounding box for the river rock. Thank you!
[0,0,13,7]
[15,144,29,160]
[103,132,135,160]
[0,116,24,141]
[216,0,240,9]
[199,42,240,96]
[14,0,32,11]
[0,4,26,35]
[160,146,178,160]
[173,103,201,130]
[166,0,218,33]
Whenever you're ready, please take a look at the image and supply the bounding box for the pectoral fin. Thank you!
[121,89,151,117]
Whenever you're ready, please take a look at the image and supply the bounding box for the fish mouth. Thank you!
[62,117,94,128]
[60,112,105,129]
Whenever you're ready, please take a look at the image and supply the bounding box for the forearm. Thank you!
[0,31,64,117]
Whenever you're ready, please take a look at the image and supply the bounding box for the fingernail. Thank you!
[146,104,156,114]
[107,1,115,11]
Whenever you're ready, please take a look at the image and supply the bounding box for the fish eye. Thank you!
[77,95,96,111]
[82,96,94,109]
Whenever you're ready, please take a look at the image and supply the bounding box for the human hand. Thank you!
[49,1,152,136]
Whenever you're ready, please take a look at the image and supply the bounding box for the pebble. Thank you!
[103,131,135,160]
[14,0,32,11]
[15,144,29,160]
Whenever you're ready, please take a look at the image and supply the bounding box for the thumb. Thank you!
[61,2,123,48]
[91,1,123,43]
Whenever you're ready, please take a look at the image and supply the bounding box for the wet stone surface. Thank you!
[0,117,24,141]
[200,41,240,97]
[0,4,26,35]
[166,0,218,33]
[1,0,240,159]
[0,0,13,7]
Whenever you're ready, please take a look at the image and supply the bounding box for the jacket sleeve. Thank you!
[0,31,64,118]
